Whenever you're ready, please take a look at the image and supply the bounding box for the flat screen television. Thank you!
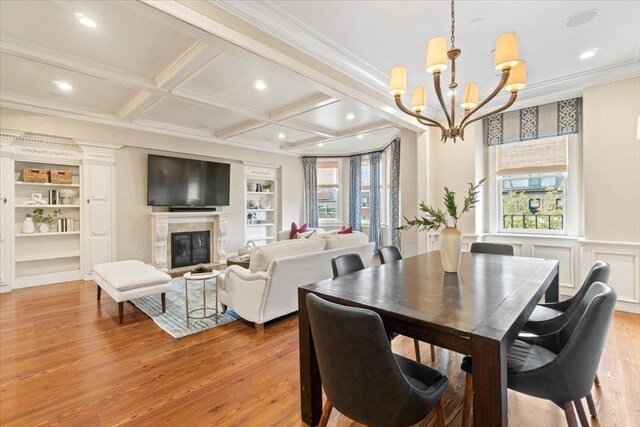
[147,154,230,207]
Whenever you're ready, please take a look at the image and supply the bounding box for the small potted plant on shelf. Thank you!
[247,211,257,224]
[31,207,61,233]
[261,182,273,192]
[399,178,485,273]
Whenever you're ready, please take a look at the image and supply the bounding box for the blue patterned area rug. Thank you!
[131,276,239,339]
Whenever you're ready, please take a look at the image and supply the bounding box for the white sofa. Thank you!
[218,231,374,332]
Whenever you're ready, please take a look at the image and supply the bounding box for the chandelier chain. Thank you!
[450,0,456,49]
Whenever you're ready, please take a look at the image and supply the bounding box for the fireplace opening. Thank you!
[171,231,211,268]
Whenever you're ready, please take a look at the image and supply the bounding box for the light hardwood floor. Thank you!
[1,280,638,427]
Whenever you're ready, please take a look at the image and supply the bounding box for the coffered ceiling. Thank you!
[1,1,639,157]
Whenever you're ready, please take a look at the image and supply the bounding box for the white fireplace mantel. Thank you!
[150,211,228,271]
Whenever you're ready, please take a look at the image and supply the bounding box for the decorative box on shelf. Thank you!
[22,168,47,183]
[49,170,73,184]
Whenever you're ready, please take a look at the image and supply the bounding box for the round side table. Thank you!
[183,271,220,326]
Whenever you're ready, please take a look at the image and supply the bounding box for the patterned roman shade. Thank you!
[484,98,581,145]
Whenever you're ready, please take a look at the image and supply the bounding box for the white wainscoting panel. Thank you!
[531,244,576,290]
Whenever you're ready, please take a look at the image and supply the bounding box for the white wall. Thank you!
[0,108,304,262]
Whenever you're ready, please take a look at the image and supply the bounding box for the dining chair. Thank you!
[460,282,616,427]
[306,293,449,427]
[469,242,515,256]
[331,253,365,278]
[524,260,610,334]
[378,245,436,363]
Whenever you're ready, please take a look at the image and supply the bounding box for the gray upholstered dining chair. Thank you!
[524,260,610,334]
[378,244,436,363]
[460,282,617,427]
[306,293,449,427]
[378,245,403,264]
[331,253,365,278]
[332,252,423,363]
[469,242,515,256]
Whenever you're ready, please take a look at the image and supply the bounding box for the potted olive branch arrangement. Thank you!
[399,178,485,272]
[31,207,62,233]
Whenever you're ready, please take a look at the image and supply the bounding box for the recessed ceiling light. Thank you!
[277,132,286,139]
[579,48,599,60]
[254,80,267,90]
[53,80,73,92]
[382,106,395,114]
[74,12,97,28]
[346,113,355,121]
[564,9,599,28]
[357,134,364,140]
[318,143,324,147]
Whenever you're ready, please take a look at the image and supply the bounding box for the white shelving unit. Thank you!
[13,160,82,287]
[244,165,279,246]
[0,132,120,291]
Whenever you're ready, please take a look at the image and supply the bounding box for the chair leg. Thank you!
[118,302,124,324]
[435,398,446,427]
[586,393,597,418]
[462,373,473,427]
[161,293,166,313]
[255,323,264,334]
[563,401,578,427]
[97,286,101,301]
[221,303,228,314]
[319,399,333,427]
[574,399,589,426]
[594,373,600,385]
[430,344,436,362]
[413,339,421,363]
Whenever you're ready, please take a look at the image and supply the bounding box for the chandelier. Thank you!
[389,0,526,142]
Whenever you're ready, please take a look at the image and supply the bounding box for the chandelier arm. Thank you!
[417,118,440,128]
[394,95,447,133]
[433,72,453,128]
[461,91,518,131]
[459,68,510,130]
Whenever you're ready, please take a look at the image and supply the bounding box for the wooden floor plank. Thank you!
[1,280,638,427]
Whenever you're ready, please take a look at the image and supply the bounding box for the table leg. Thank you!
[471,335,508,426]
[545,269,559,303]
[185,279,189,326]
[298,288,322,426]
[202,279,207,318]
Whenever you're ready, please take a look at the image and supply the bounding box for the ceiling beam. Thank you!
[215,120,266,139]
[282,120,394,151]
[269,93,337,121]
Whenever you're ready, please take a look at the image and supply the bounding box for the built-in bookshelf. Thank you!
[244,165,279,246]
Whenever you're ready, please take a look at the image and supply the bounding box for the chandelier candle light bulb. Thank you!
[389,0,526,142]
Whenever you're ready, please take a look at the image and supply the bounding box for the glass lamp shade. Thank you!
[494,32,520,70]
[389,66,407,95]
[411,87,427,112]
[461,83,479,109]
[505,60,526,91]
[426,37,448,73]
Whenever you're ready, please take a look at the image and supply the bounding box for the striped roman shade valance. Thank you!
[484,97,582,146]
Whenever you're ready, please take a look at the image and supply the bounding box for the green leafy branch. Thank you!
[398,178,486,231]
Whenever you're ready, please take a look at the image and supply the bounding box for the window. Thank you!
[317,160,340,223]
[360,154,386,224]
[497,137,568,233]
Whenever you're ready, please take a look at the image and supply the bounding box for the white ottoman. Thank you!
[93,260,172,324]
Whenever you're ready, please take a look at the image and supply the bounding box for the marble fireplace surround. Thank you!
[150,212,228,272]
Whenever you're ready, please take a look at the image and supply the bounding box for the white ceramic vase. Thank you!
[38,223,50,233]
[22,216,35,233]
[440,226,462,273]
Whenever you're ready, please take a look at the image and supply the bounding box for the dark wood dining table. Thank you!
[298,251,559,426]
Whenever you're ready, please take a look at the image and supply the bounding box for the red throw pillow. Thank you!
[289,222,309,239]
[338,226,353,234]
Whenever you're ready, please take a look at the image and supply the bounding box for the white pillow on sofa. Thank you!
[249,238,326,272]
[322,231,369,250]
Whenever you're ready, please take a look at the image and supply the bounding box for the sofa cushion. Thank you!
[322,230,369,250]
[289,222,308,239]
[250,238,326,272]
[295,229,318,239]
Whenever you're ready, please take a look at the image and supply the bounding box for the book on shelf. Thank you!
[57,218,75,232]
